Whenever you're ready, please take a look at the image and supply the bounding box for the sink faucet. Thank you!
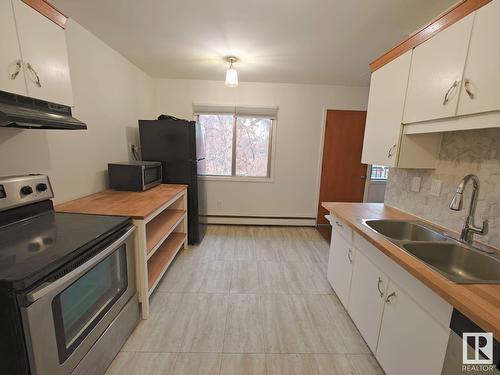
[449,174,488,245]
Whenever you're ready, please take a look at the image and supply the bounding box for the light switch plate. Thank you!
[410,176,421,192]
[430,179,442,197]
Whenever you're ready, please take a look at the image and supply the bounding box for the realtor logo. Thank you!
[463,332,494,365]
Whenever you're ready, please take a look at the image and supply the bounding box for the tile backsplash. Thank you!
[385,128,500,249]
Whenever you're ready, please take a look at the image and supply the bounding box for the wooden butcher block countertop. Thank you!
[56,184,188,219]
[322,202,500,340]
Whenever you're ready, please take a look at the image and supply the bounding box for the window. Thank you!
[196,109,275,178]
[370,165,389,180]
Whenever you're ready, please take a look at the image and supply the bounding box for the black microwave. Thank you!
[108,161,162,191]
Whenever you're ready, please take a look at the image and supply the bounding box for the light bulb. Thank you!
[225,66,238,87]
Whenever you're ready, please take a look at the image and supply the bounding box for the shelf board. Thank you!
[147,232,186,294]
[146,209,186,254]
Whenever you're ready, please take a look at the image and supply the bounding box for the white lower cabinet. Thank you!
[326,227,452,375]
[376,280,450,375]
[327,229,355,307]
[347,250,388,352]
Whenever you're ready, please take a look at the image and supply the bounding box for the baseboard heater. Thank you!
[201,215,316,226]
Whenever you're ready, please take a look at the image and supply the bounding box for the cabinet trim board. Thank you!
[21,0,67,29]
[370,0,492,72]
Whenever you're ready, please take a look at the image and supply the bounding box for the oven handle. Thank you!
[26,225,135,303]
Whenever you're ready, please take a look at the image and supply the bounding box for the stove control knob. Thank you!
[36,183,48,192]
[21,186,33,195]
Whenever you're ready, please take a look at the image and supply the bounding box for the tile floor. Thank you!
[106,225,384,375]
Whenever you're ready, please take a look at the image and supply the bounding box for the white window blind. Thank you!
[193,104,278,119]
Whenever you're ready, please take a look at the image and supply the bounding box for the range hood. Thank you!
[0,90,86,130]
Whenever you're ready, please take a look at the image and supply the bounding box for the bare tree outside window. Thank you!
[197,114,273,177]
[236,117,271,177]
[198,114,233,176]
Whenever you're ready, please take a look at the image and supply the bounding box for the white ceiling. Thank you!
[52,0,458,86]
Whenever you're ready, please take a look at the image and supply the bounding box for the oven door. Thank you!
[21,225,136,375]
[142,164,162,190]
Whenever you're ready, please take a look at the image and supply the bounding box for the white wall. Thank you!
[0,20,155,203]
[154,79,369,222]
[365,181,386,203]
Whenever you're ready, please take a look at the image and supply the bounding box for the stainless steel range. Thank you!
[0,174,139,375]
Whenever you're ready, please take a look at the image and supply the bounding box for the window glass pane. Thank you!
[236,117,271,177]
[198,114,234,176]
[370,165,389,180]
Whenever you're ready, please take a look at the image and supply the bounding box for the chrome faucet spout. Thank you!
[449,174,488,245]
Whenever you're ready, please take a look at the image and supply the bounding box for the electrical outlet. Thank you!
[430,179,442,197]
[216,200,222,209]
[130,144,140,161]
[410,176,421,192]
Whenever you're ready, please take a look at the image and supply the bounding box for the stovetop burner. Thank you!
[0,174,130,290]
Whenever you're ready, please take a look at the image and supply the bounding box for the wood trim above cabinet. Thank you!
[21,0,68,29]
[370,0,491,72]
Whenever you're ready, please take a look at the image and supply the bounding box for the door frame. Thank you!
[314,106,368,225]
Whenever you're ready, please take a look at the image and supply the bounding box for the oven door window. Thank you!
[52,245,128,363]
[144,166,161,185]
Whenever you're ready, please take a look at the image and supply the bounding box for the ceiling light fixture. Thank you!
[225,56,238,87]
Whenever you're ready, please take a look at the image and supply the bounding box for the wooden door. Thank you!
[403,13,474,124]
[317,110,368,230]
[458,0,500,116]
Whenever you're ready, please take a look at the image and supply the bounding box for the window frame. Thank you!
[368,164,390,181]
[196,113,276,182]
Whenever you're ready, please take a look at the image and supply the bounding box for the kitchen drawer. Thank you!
[330,214,353,244]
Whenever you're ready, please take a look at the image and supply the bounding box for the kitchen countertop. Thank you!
[56,184,188,219]
[321,202,500,340]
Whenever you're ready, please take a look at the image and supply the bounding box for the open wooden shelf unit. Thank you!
[147,232,186,293]
[134,188,188,318]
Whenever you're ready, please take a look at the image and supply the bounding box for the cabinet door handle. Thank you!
[9,60,22,80]
[387,144,396,158]
[377,277,384,298]
[385,291,396,304]
[26,63,42,88]
[335,220,343,229]
[442,80,459,105]
[347,249,353,264]
[464,78,474,99]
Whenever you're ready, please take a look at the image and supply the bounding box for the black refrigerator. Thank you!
[139,117,207,244]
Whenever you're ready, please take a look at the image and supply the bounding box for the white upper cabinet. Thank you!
[361,51,412,167]
[361,50,441,168]
[403,13,474,124]
[458,0,500,116]
[0,0,27,96]
[12,1,73,106]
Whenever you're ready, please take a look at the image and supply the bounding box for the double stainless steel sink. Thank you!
[363,219,500,284]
